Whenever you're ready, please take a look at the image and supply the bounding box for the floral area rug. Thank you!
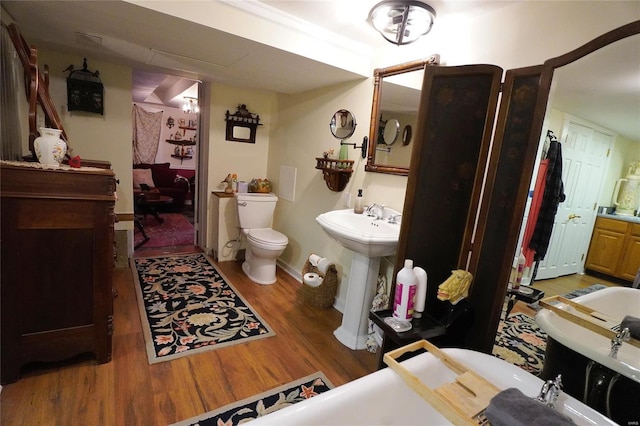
[493,312,547,376]
[134,213,193,249]
[131,253,275,364]
[171,372,333,426]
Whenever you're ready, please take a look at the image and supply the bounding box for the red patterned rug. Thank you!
[134,213,194,249]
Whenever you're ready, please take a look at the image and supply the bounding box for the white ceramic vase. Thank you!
[34,127,67,167]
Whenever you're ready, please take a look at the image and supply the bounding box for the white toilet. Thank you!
[235,192,289,285]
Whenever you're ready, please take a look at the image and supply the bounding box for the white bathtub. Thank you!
[250,348,614,425]
[536,286,640,384]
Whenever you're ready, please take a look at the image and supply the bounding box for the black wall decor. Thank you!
[65,58,104,115]
[225,104,261,143]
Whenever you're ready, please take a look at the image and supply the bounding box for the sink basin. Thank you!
[315,208,400,257]
[315,208,401,350]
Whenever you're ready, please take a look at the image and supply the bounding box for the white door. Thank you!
[534,120,614,280]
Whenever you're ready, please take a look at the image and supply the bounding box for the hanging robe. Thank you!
[521,159,549,267]
[528,140,566,261]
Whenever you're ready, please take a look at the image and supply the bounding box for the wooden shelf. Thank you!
[179,126,197,131]
[315,157,354,192]
[166,139,196,146]
[171,154,193,160]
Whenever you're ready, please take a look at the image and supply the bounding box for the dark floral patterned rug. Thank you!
[493,312,547,376]
[493,284,607,376]
[171,372,333,426]
[131,253,275,364]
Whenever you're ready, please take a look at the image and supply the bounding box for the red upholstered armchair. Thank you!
[133,163,189,212]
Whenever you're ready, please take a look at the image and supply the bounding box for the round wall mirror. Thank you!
[402,125,412,146]
[382,118,400,145]
[329,109,357,140]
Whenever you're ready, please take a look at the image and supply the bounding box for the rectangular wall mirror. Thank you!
[365,55,439,176]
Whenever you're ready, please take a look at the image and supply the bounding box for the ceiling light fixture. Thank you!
[368,0,436,46]
[183,97,199,114]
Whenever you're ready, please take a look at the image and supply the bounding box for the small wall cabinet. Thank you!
[585,216,640,281]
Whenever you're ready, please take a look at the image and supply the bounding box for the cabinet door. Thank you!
[618,232,640,281]
[584,228,626,275]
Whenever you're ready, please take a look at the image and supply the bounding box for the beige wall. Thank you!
[203,84,278,254]
[10,2,639,306]
[24,51,133,222]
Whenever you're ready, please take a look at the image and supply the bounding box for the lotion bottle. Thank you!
[354,189,364,214]
[393,259,418,322]
[413,266,428,318]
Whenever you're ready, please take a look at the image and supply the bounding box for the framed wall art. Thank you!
[225,104,261,143]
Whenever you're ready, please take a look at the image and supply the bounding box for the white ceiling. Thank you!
[2,1,638,140]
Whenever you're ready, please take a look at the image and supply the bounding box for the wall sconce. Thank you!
[183,97,199,114]
[368,0,436,46]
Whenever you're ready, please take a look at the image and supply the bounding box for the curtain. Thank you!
[1,24,24,161]
[132,104,162,164]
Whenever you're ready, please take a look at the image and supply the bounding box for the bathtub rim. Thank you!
[536,286,640,384]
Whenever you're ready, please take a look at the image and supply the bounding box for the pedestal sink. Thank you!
[316,208,401,350]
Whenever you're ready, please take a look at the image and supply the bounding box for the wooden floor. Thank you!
[1,243,625,425]
[530,272,621,298]
[510,271,622,317]
[1,246,376,425]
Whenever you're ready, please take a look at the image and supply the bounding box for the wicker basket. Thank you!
[301,255,338,308]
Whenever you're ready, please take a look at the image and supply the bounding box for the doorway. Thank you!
[520,115,615,283]
[131,69,202,251]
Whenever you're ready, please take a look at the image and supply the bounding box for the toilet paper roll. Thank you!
[309,254,322,267]
[317,258,334,275]
[303,272,322,287]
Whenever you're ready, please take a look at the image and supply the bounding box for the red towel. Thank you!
[522,160,549,267]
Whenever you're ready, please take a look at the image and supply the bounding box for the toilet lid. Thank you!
[247,228,288,245]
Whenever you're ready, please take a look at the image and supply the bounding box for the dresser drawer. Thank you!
[595,217,629,233]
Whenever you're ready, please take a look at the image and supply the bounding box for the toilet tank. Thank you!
[235,193,278,229]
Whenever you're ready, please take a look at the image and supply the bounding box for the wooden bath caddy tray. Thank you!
[383,340,499,425]
[539,296,640,349]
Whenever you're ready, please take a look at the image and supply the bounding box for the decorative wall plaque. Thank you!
[65,58,104,115]
[225,104,261,143]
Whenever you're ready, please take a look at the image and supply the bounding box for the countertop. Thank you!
[211,191,234,198]
[598,212,640,224]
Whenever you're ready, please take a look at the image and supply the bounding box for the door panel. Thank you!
[534,121,613,280]
[397,64,503,324]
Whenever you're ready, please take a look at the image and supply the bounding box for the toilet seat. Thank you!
[247,228,288,248]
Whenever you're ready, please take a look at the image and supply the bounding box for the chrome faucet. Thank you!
[365,204,385,220]
[536,374,563,409]
[609,327,630,358]
[387,214,402,224]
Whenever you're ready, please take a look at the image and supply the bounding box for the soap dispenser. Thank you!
[354,189,364,214]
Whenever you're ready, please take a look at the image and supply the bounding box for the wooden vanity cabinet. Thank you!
[585,216,640,281]
[0,162,117,384]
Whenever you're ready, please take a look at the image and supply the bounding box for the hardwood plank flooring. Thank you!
[510,272,622,317]
[1,247,376,425]
[2,242,625,425]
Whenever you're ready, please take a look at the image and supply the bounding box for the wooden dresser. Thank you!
[1,161,117,384]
